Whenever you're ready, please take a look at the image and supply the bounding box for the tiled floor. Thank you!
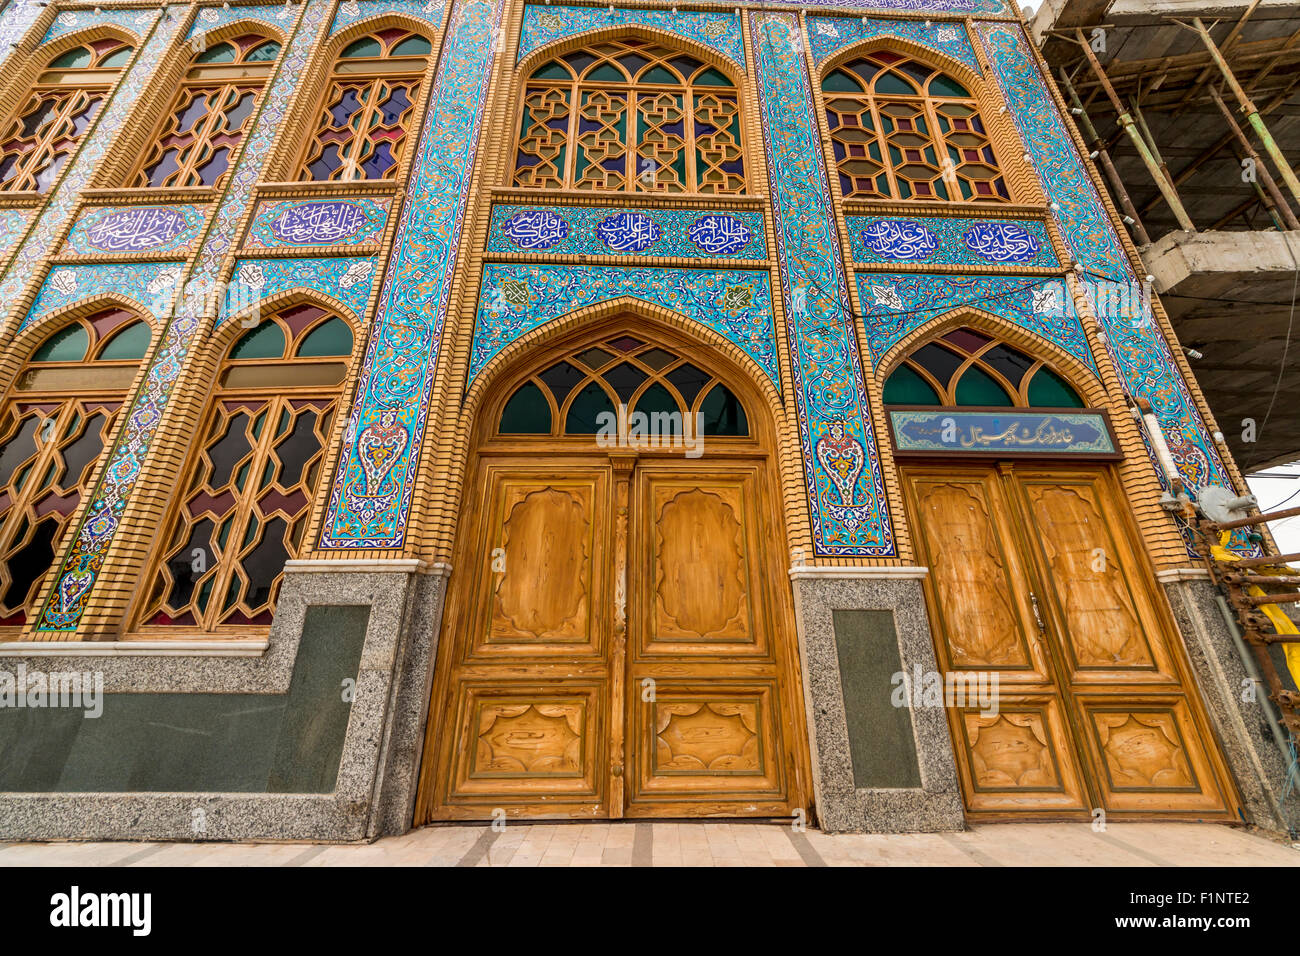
[1,822,1297,866]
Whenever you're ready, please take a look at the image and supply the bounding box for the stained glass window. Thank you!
[137,305,355,631]
[513,38,745,194]
[0,39,134,193]
[297,29,431,182]
[131,34,281,188]
[822,52,1009,203]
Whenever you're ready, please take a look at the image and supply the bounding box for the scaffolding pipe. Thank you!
[1210,86,1300,230]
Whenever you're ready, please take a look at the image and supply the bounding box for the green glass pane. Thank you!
[822,70,861,92]
[565,382,615,434]
[32,324,88,363]
[633,382,678,419]
[1026,366,1084,408]
[391,35,431,57]
[296,316,353,357]
[245,41,281,62]
[694,67,732,87]
[229,322,286,360]
[588,62,627,83]
[700,384,748,436]
[97,320,150,360]
[533,60,570,80]
[50,47,92,69]
[499,381,551,434]
[874,72,916,95]
[342,37,383,58]
[882,365,940,405]
[195,42,236,64]
[953,365,1013,406]
[639,65,677,85]
[99,47,133,69]
[928,74,971,98]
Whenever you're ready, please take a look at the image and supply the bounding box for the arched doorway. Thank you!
[415,325,809,821]
[887,327,1239,820]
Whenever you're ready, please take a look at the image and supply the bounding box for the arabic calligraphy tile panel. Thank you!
[329,0,446,35]
[34,0,334,632]
[319,0,503,550]
[186,3,296,39]
[221,255,377,323]
[487,204,764,260]
[244,197,390,250]
[23,261,180,330]
[890,409,1117,456]
[847,215,1056,268]
[807,16,980,71]
[752,11,893,558]
[518,4,744,70]
[0,7,172,322]
[63,204,207,257]
[978,23,1237,512]
[471,264,777,385]
[855,272,1094,372]
[40,7,152,43]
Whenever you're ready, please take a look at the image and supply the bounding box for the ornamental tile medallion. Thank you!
[329,0,446,35]
[0,209,33,261]
[63,205,207,257]
[35,0,334,632]
[220,256,378,323]
[752,11,893,557]
[320,0,504,549]
[471,264,778,385]
[244,197,390,250]
[847,216,1057,268]
[978,23,1236,521]
[519,4,744,69]
[489,205,763,260]
[807,16,980,71]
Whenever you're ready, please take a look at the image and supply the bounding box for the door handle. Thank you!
[1029,592,1046,634]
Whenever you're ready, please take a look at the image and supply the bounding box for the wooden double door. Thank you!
[417,450,808,821]
[903,462,1237,820]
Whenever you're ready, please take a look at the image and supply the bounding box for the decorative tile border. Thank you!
[488,204,765,260]
[808,16,979,71]
[0,7,171,323]
[847,215,1057,268]
[41,6,153,44]
[36,0,334,632]
[796,0,1008,10]
[221,255,378,323]
[519,4,743,70]
[63,205,207,257]
[320,0,503,549]
[752,11,893,557]
[855,272,1094,372]
[23,262,181,329]
[978,24,1236,510]
[471,263,777,385]
[187,2,297,39]
[244,197,390,250]
[329,0,445,35]
[0,208,33,261]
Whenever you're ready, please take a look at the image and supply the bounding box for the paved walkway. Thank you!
[1,822,1297,866]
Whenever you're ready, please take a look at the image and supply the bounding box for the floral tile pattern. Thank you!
[519,4,744,69]
[328,0,446,35]
[807,15,979,71]
[220,255,378,323]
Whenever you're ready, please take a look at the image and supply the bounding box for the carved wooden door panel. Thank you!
[625,460,803,817]
[424,459,617,819]
[903,465,1091,815]
[904,463,1235,820]
[1009,468,1233,816]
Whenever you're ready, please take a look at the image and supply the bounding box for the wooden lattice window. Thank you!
[138,305,354,631]
[512,38,745,194]
[882,328,1083,407]
[823,52,1008,203]
[296,29,431,181]
[497,334,749,438]
[0,39,134,193]
[130,34,281,188]
[0,309,150,625]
